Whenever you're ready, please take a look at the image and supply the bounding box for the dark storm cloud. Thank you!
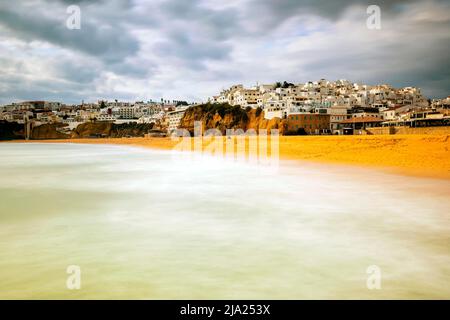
[0,71,88,102]
[154,30,231,69]
[0,0,449,103]
[161,0,241,40]
[0,1,139,63]
[250,0,423,20]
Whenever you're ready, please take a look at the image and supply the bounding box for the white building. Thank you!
[118,106,136,119]
[233,89,259,108]
[167,107,188,133]
[97,114,117,122]
[330,106,349,133]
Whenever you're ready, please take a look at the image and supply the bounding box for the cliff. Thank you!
[0,121,25,140]
[178,103,287,135]
[71,122,112,138]
[1,121,156,140]
[71,122,155,138]
[31,123,70,139]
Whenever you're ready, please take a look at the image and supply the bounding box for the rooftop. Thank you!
[340,116,384,124]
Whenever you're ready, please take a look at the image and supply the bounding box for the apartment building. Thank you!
[287,113,331,134]
[118,106,136,119]
[432,96,450,109]
[233,89,259,108]
[329,106,350,133]
[167,107,188,133]
[97,114,117,121]
[350,107,382,119]
[264,103,287,120]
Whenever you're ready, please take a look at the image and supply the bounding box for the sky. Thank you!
[0,0,449,104]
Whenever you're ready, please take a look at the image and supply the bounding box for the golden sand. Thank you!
[11,133,450,179]
[278,135,450,179]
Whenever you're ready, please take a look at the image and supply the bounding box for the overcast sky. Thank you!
[0,0,449,104]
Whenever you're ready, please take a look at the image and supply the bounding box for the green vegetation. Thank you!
[112,122,154,133]
[182,103,251,132]
[255,106,263,117]
[176,100,189,106]
[189,103,249,122]
[274,81,295,89]
[0,120,24,140]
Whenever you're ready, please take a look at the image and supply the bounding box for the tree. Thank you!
[282,81,294,88]
[176,100,189,107]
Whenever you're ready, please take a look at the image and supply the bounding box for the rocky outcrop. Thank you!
[1,121,156,140]
[179,103,287,135]
[110,122,155,138]
[71,122,113,138]
[31,123,70,139]
[1,121,69,140]
[245,108,287,135]
[0,121,25,140]
[71,122,155,138]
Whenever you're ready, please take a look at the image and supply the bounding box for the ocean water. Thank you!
[0,143,449,299]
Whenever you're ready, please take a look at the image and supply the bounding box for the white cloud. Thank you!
[0,0,449,104]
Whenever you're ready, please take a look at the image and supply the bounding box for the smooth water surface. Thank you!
[0,143,449,299]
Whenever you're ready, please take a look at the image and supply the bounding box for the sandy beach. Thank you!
[1,142,449,299]
[12,133,450,180]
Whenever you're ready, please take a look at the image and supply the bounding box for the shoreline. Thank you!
[4,134,450,180]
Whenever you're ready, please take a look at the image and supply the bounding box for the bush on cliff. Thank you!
[72,121,154,138]
[180,102,286,135]
[255,107,263,117]
[0,121,24,140]
[187,103,248,122]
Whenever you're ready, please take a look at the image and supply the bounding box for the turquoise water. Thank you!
[0,143,449,299]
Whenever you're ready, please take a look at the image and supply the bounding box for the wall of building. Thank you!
[287,114,330,134]
[365,126,450,135]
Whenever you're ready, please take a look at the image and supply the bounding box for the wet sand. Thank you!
[12,134,450,179]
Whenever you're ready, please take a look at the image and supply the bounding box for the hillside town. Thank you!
[0,99,189,137]
[209,80,450,134]
[1,79,449,137]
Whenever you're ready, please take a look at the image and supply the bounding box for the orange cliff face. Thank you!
[178,104,287,135]
[245,108,288,134]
